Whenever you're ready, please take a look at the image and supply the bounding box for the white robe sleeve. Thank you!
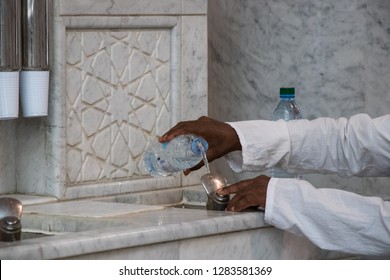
[227,113,390,177]
[225,114,390,255]
[225,119,291,172]
[265,178,390,255]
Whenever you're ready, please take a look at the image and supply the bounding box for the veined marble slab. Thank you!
[1,206,264,259]
[0,204,350,260]
[23,200,165,218]
[59,0,207,16]
[0,185,351,260]
[0,194,57,206]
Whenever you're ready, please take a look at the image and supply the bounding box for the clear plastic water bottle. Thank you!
[271,87,302,178]
[143,135,209,177]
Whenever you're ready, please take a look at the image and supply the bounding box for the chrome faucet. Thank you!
[0,198,23,242]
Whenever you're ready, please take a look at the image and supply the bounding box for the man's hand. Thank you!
[159,116,241,174]
[218,175,270,212]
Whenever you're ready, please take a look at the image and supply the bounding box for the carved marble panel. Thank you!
[65,29,171,185]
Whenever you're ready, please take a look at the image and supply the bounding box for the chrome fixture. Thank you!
[0,197,23,242]
[201,173,230,211]
[206,193,229,211]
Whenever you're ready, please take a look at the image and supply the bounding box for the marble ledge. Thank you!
[0,194,57,206]
[59,0,207,16]
[0,206,267,260]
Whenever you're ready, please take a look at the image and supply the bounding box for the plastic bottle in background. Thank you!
[143,135,209,177]
[271,87,302,179]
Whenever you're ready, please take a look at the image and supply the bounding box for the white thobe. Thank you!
[226,113,390,255]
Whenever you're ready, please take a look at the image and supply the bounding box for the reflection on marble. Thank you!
[95,185,208,206]
[208,0,390,196]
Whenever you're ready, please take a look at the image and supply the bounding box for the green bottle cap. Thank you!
[280,88,295,98]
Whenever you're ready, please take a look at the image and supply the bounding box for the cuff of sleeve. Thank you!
[226,120,291,172]
[264,178,279,225]
[224,151,244,172]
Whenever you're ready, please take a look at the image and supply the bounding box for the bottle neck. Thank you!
[280,97,295,101]
[279,93,295,101]
[191,137,208,156]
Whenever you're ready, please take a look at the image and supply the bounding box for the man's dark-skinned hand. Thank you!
[159,116,242,175]
[218,175,270,212]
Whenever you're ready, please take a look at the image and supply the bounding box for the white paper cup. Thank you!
[0,71,19,120]
[20,70,50,117]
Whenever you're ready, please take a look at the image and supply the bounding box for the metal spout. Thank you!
[0,216,22,242]
[0,198,23,242]
[206,193,229,211]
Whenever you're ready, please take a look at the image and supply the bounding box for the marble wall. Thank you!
[208,0,390,197]
[0,0,208,198]
[0,121,16,193]
[1,0,389,200]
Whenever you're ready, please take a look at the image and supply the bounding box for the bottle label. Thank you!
[158,158,178,173]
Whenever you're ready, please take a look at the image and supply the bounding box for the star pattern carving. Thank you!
[65,30,171,184]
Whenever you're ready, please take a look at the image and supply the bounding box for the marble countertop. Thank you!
[0,195,267,259]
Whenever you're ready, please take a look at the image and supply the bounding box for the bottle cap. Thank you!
[191,137,209,156]
[280,87,295,98]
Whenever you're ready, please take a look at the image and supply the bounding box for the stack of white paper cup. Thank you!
[0,71,19,120]
[20,70,49,117]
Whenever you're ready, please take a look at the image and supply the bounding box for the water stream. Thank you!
[197,140,210,173]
